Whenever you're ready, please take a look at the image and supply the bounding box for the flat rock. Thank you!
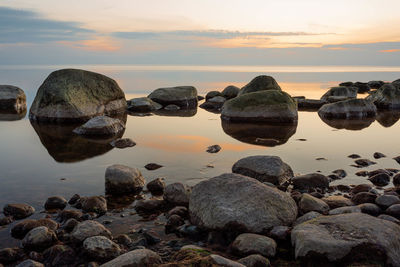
[105,164,145,195]
[354,158,376,167]
[232,155,293,185]
[231,233,277,257]
[296,99,327,110]
[238,75,281,96]
[373,152,386,159]
[144,163,163,170]
[189,173,298,233]
[110,138,136,148]
[3,203,35,219]
[148,86,198,108]
[29,69,126,122]
[73,116,125,136]
[100,249,162,267]
[291,213,400,266]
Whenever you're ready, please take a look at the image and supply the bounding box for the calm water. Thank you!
[0,65,400,211]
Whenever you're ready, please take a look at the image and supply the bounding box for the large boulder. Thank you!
[127,97,162,112]
[105,164,145,195]
[318,99,377,119]
[238,75,281,96]
[73,116,125,136]
[221,90,298,123]
[100,249,162,267]
[148,86,198,108]
[29,69,126,122]
[367,83,400,109]
[320,86,358,101]
[189,173,298,233]
[232,155,293,185]
[0,85,26,112]
[291,213,400,266]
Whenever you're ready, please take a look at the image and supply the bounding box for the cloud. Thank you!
[0,7,93,44]
[380,49,400,53]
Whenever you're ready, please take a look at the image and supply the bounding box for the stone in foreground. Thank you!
[148,86,198,108]
[231,233,277,257]
[29,69,126,122]
[291,213,400,266]
[318,99,377,119]
[100,249,162,267]
[73,116,125,136]
[0,85,27,112]
[232,155,293,185]
[189,173,297,233]
[221,90,298,123]
[105,164,145,195]
[238,75,281,96]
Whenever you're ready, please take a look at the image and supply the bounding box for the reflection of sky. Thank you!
[0,67,400,211]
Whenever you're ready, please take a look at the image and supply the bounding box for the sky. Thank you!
[1,0,400,65]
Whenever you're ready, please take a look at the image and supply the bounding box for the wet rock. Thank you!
[386,204,400,219]
[232,155,293,185]
[394,173,400,186]
[329,206,361,215]
[339,82,354,87]
[350,184,372,195]
[394,156,400,164]
[373,152,386,159]
[0,216,13,226]
[167,206,188,219]
[29,69,126,122]
[238,254,271,267]
[368,169,391,177]
[332,169,347,178]
[355,171,368,177]
[321,86,358,101]
[375,195,400,209]
[3,203,35,219]
[83,236,121,261]
[80,196,107,214]
[348,154,361,159]
[299,194,329,215]
[127,97,162,112]
[368,173,390,186]
[353,82,371,93]
[318,99,377,119]
[135,199,164,212]
[110,138,136,148]
[0,85,27,112]
[57,209,83,222]
[354,158,376,167]
[15,260,44,267]
[336,184,351,192]
[44,196,67,210]
[351,192,377,204]
[105,164,145,195]
[367,83,400,109]
[148,86,198,108]
[199,98,225,111]
[238,75,281,96]
[189,173,298,233]
[368,81,385,89]
[322,195,353,209]
[208,255,245,267]
[205,91,222,101]
[291,213,400,265]
[147,178,166,195]
[100,249,162,267]
[22,226,58,251]
[358,203,381,216]
[206,144,221,153]
[42,245,76,267]
[221,90,298,123]
[292,173,329,191]
[71,220,112,243]
[144,163,163,170]
[268,226,290,241]
[378,214,400,224]
[68,194,80,205]
[0,248,24,264]
[165,215,185,233]
[231,233,277,257]
[296,99,327,110]
[11,219,58,239]
[222,85,240,99]
[164,183,191,206]
[73,116,125,136]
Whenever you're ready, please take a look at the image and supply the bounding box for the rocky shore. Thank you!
[2,70,400,266]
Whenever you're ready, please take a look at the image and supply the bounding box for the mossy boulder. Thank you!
[29,69,126,122]
[318,99,377,119]
[238,75,281,96]
[321,86,358,101]
[148,86,198,108]
[221,90,298,123]
[366,83,400,109]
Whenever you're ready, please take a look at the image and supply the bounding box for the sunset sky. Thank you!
[1,0,400,65]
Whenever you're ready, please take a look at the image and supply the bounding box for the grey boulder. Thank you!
[70,220,112,243]
[22,226,57,251]
[83,236,121,261]
[73,116,125,136]
[148,86,198,108]
[367,83,400,109]
[222,85,240,99]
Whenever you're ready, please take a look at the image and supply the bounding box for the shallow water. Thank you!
[0,65,399,211]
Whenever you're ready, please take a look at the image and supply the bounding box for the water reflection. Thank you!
[221,120,297,147]
[376,111,400,127]
[0,109,26,121]
[319,116,375,130]
[30,114,127,163]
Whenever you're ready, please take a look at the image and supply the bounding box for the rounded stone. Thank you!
[44,196,67,210]
[292,173,329,191]
[3,203,35,219]
[146,178,166,195]
[318,99,377,119]
[99,249,162,267]
[221,85,240,99]
[0,85,27,112]
[375,195,400,209]
[83,236,121,261]
[299,194,330,215]
[231,233,277,257]
[80,196,107,214]
[105,164,145,195]
[164,183,191,206]
[238,254,270,267]
[127,97,162,112]
[148,86,198,108]
[238,75,281,96]
[73,116,125,136]
[22,226,57,251]
[71,220,112,243]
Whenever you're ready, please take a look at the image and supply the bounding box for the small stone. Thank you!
[351,184,372,195]
[386,204,400,219]
[368,169,391,177]
[11,219,58,239]
[165,214,185,233]
[3,203,35,219]
[322,195,353,209]
[332,169,347,178]
[378,214,400,224]
[44,196,67,210]
[393,173,400,187]
[147,178,166,195]
[0,248,24,264]
[68,194,80,205]
[57,209,83,222]
[268,226,290,241]
[355,159,376,167]
[61,218,79,232]
[105,164,145,195]
[355,171,368,177]
[0,216,14,226]
[80,196,107,214]
[110,138,136,148]
[144,163,163,171]
[373,152,386,159]
[231,233,277,257]
[114,234,132,247]
[351,192,377,204]
[348,154,361,159]
[135,199,164,212]
[369,173,390,186]
[42,245,76,267]
[22,226,58,251]
[394,156,400,164]
[375,195,400,209]
[83,236,121,261]
[73,116,125,136]
[329,206,361,215]
[99,249,162,267]
[292,173,329,191]
[206,145,221,153]
[167,206,188,219]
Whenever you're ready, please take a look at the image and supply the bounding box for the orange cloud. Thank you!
[58,36,120,51]
[380,49,400,53]
[325,47,349,50]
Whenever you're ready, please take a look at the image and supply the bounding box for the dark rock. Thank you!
[394,156,400,164]
[355,171,368,177]
[394,173,400,186]
[378,214,400,224]
[320,86,358,101]
[57,209,83,222]
[368,173,390,186]
[70,220,112,243]
[368,169,391,177]
[126,97,162,112]
[339,82,354,87]
[296,99,327,110]
[110,138,136,148]
[148,86,198,108]
[68,194,80,205]
[321,195,353,209]
[355,158,376,167]
[29,69,126,122]
[44,196,67,210]
[73,116,125,136]
[205,91,222,101]
[348,154,361,159]
[80,196,107,214]
[147,178,166,195]
[366,83,400,109]
[328,206,361,215]
[386,204,400,219]
[61,218,79,232]
[353,82,370,93]
[22,226,58,251]
[165,214,185,233]
[375,195,400,209]
[164,183,191,206]
[0,85,27,113]
[238,254,270,267]
[42,245,76,267]
[0,216,14,226]
[351,184,372,195]
[83,236,121,261]
[351,192,377,204]
[11,219,58,239]
[135,199,164,212]
[294,211,322,226]
[3,203,35,219]
[238,75,281,96]
[268,226,290,241]
[368,81,385,89]
[114,234,132,247]
[0,248,24,264]
[221,85,240,99]
[231,233,277,257]
[358,203,381,216]
[292,173,329,191]
[167,206,188,219]
[318,99,376,119]
[336,184,351,192]
[299,194,329,215]
[373,152,386,159]
[206,144,221,153]
[332,169,347,178]
[144,163,163,170]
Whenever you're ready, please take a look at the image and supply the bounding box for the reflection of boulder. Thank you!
[221,120,297,147]
[376,111,400,127]
[153,108,197,117]
[319,115,375,131]
[0,108,27,121]
[30,114,126,163]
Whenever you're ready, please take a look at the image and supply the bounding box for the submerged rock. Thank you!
[238,75,281,96]
[127,97,162,112]
[189,173,298,233]
[29,69,126,122]
[148,86,198,108]
[221,90,298,123]
[320,86,358,101]
[291,213,400,266]
[318,99,377,119]
[367,83,400,109]
[199,96,226,110]
[0,85,27,112]
[105,164,145,195]
[73,116,125,136]
[144,163,163,170]
[232,155,293,185]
